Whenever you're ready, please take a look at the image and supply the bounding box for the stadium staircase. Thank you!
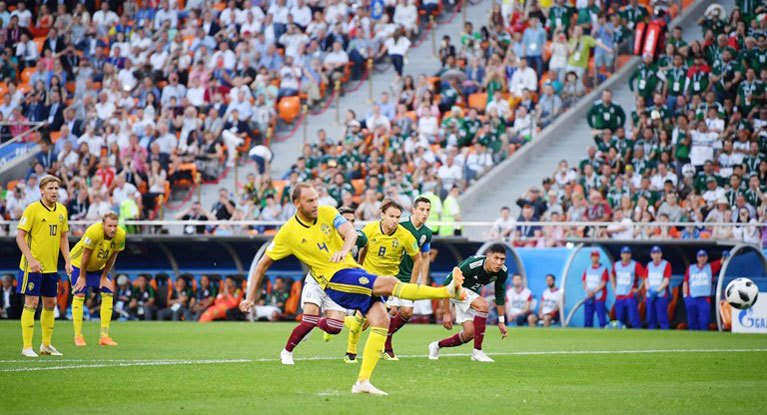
[459,0,718,240]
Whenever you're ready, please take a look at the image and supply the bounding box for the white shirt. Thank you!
[187,87,206,107]
[393,4,418,28]
[112,183,138,207]
[278,65,302,90]
[290,5,312,27]
[650,171,677,190]
[702,187,726,206]
[607,218,634,240]
[92,9,119,29]
[95,101,116,120]
[155,133,178,154]
[506,287,533,316]
[78,134,104,157]
[509,66,538,96]
[323,50,349,66]
[210,49,236,71]
[11,9,33,27]
[540,288,561,315]
[690,130,717,166]
[149,50,169,71]
[268,4,290,24]
[437,163,462,190]
[491,215,516,237]
[486,99,511,119]
[384,37,411,56]
[117,68,137,90]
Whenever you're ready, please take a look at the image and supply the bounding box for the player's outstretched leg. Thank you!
[99,293,118,345]
[377,272,465,301]
[352,302,390,396]
[345,312,366,363]
[319,312,345,342]
[72,294,87,346]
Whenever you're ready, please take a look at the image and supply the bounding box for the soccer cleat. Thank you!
[428,341,440,360]
[39,344,63,356]
[382,351,399,361]
[322,331,333,342]
[74,335,87,347]
[99,337,119,346]
[471,348,494,363]
[447,271,466,300]
[280,348,295,365]
[21,348,38,357]
[344,353,358,364]
[351,380,388,396]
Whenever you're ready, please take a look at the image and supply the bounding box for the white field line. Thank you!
[2,348,767,372]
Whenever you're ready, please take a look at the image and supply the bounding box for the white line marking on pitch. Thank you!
[2,349,766,372]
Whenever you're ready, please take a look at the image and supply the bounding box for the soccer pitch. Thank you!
[1,321,766,415]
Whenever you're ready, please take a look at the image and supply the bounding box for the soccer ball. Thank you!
[725,278,759,310]
[604,320,626,329]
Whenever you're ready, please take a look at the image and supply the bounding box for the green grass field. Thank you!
[1,320,766,414]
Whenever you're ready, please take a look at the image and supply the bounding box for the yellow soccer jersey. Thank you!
[17,201,69,273]
[361,221,419,277]
[265,205,360,285]
[71,223,127,272]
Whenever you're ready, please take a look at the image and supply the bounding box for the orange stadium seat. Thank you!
[273,180,287,200]
[33,37,45,54]
[468,93,487,112]
[49,131,62,143]
[351,178,365,195]
[21,67,35,84]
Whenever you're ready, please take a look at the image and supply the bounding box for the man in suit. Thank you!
[46,90,65,131]
[1,274,23,319]
[43,27,66,58]
[62,107,82,137]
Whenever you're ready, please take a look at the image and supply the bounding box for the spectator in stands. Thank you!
[439,185,462,236]
[561,71,585,107]
[176,202,215,235]
[130,275,157,321]
[566,25,613,82]
[536,83,563,128]
[255,277,290,321]
[185,275,216,322]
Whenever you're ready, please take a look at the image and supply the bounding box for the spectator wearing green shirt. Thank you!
[566,26,613,81]
[576,0,600,34]
[587,90,626,137]
[710,48,743,102]
[738,67,765,117]
[620,0,649,31]
[548,0,574,34]
[663,54,688,112]
[629,53,660,101]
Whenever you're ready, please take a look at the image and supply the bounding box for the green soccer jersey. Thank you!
[665,66,687,96]
[712,59,743,93]
[620,5,648,30]
[586,100,626,131]
[629,63,659,99]
[747,47,767,72]
[444,255,508,306]
[737,79,762,115]
[396,218,433,283]
[548,4,574,33]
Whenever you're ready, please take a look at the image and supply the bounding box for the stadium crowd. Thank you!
[0,0,462,233]
[501,3,767,247]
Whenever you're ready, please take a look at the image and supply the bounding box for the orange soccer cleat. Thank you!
[74,335,87,347]
[99,337,119,346]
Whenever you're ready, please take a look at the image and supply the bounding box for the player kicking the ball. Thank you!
[429,244,508,363]
[284,207,367,355]
[240,184,465,395]
[70,212,126,346]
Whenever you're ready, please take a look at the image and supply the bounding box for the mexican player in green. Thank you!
[428,244,509,363]
[382,196,433,360]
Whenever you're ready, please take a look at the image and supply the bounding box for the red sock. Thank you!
[384,313,409,352]
[438,332,465,348]
[317,317,344,334]
[473,311,488,350]
[285,314,319,352]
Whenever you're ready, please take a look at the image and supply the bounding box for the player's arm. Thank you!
[419,237,431,285]
[682,267,690,297]
[522,294,532,315]
[582,271,592,298]
[357,246,367,265]
[409,252,422,283]
[495,277,508,337]
[240,254,274,312]
[60,228,73,277]
[100,252,119,292]
[609,265,616,293]
[16,229,43,273]
[73,247,94,292]
[330,220,357,262]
